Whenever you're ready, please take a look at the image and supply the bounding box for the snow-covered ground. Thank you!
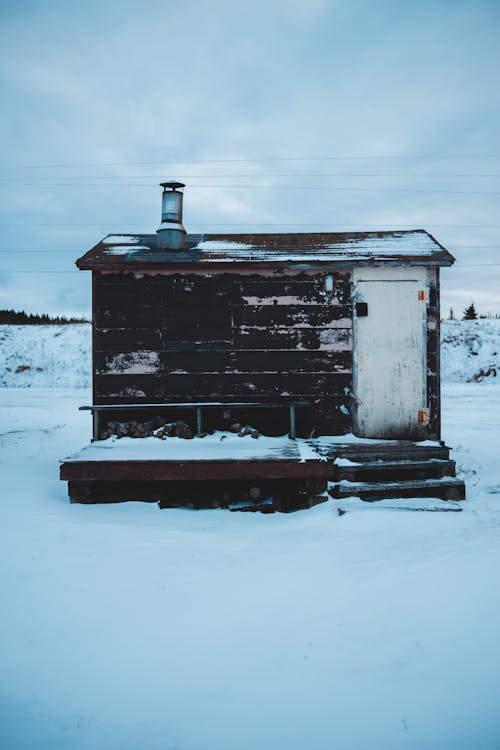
[441,319,500,383]
[0,389,499,747]
[1,322,500,749]
[0,325,91,388]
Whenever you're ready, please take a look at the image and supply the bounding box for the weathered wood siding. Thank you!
[93,271,353,436]
[426,267,440,440]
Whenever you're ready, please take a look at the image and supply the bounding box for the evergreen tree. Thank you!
[463,303,478,320]
[0,308,89,325]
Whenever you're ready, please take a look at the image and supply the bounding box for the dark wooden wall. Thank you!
[92,267,441,440]
[426,267,441,440]
[93,271,353,437]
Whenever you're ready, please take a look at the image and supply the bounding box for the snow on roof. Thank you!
[193,232,441,257]
[195,240,255,251]
[102,235,142,245]
[104,246,151,255]
[77,229,455,270]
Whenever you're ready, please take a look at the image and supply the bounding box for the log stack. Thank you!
[99,418,260,440]
[100,417,193,440]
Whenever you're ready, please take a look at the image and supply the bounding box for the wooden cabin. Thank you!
[60,183,465,509]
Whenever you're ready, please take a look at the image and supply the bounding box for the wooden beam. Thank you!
[60,459,336,482]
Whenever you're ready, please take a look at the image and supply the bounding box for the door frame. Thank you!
[351,266,428,439]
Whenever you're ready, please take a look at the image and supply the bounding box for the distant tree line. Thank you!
[0,309,90,325]
[448,304,499,321]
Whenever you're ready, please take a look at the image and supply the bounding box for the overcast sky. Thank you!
[0,0,499,316]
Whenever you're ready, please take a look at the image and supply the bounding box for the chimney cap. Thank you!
[160,180,185,190]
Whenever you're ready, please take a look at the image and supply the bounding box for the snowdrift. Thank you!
[0,324,91,388]
[441,319,499,383]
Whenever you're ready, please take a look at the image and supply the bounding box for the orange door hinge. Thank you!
[418,409,429,425]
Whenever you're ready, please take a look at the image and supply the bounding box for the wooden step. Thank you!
[336,459,456,483]
[332,497,463,513]
[329,477,466,502]
[311,440,451,463]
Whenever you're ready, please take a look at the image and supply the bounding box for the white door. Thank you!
[352,267,428,439]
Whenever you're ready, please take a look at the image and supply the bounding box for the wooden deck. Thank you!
[60,435,465,509]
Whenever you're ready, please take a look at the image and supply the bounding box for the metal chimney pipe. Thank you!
[156,181,187,249]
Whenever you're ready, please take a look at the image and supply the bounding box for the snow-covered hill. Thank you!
[0,324,91,388]
[441,319,499,383]
[0,319,499,388]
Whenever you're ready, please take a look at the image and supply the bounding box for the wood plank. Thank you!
[95,327,352,352]
[426,330,439,353]
[93,373,351,400]
[61,459,336,481]
[95,331,232,351]
[95,306,163,328]
[329,478,465,501]
[236,273,350,302]
[96,285,234,308]
[240,293,347,306]
[94,328,163,351]
[94,349,352,375]
[336,459,456,482]
[231,350,351,373]
[427,351,438,375]
[234,327,352,351]
[311,440,450,462]
[95,304,232,339]
[233,304,351,328]
[95,280,350,308]
[96,272,235,293]
[427,266,441,440]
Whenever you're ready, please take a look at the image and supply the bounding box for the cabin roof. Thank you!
[76,229,455,270]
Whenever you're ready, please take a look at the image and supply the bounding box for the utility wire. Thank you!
[3,222,500,228]
[0,182,500,196]
[2,263,500,273]
[2,245,500,253]
[3,173,500,181]
[2,154,500,170]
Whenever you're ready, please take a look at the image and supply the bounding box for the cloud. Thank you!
[0,0,498,314]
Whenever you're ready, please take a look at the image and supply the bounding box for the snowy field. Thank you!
[1,323,500,749]
[0,325,91,388]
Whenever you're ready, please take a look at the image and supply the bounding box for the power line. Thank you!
[2,154,500,170]
[2,262,500,273]
[0,253,79,255]
[0,270,79,273]
[3,222,500,228]
[1,182,500,196]
[3,244,500,254]
[3,173,500,181]
[181,184,500,196]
